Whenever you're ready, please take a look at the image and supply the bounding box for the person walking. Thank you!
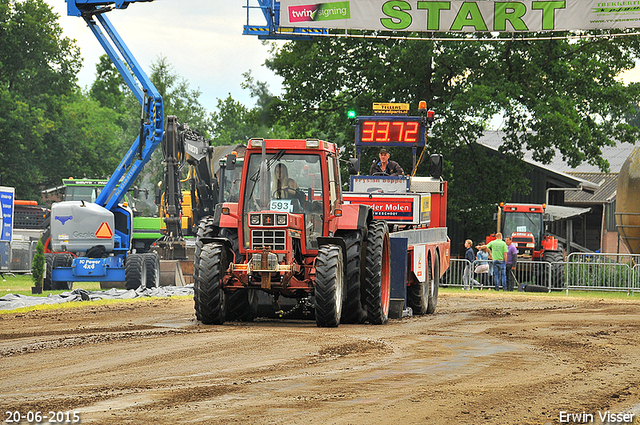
[505,236,518,291]
[369,148,404,176]
[474,245,491,289]
[463,239,475,290]
[481,233,509,291]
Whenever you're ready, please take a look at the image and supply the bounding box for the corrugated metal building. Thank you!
[461,131,636,255]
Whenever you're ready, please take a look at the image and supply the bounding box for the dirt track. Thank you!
[1,292,640,425]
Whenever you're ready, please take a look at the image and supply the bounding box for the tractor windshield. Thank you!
[64,185,101,202]
[502,211,543,244]
[242,153,324,249]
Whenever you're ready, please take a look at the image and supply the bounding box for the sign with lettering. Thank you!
[343,193,431,225]
[0,187,14,243]
[281,1,640,32]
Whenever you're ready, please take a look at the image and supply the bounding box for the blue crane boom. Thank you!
[45,1,164,288]
[65,0,163,211]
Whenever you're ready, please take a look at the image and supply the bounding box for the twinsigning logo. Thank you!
[289,1,350,23]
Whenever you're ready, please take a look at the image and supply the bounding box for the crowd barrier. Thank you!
[444,255,639,295]
[0,239,39,275]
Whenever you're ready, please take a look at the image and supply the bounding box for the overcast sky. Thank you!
[44,1,284,113]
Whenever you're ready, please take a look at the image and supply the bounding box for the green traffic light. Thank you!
[347,110,356,119]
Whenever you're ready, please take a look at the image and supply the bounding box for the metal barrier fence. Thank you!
[444,259,558,290]
[444,255,639,294]
[0,240,39,274]
[565,253,639,294]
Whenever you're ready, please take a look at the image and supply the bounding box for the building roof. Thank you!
[476,131,602,189]
[564,172,618,205]
[477,131,628,205]
[477,131,636,174]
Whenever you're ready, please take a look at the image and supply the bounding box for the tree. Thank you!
[90,54,127,115]
[0,0,84,199]
[31,238,45,287]
[104,56,218,201]
[265,33,640,237]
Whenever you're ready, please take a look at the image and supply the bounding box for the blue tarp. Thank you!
[0,286,194,311]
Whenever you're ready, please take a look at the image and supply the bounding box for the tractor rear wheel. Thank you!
[196,243,227,325]
[364,220,391,325]
[125,253,147,290]
[542,250,564,289]
[143,253,160,288]
[338,231,367,324]
[315,244,344,327]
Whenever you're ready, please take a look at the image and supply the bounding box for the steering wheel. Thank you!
[372,172,390,176]
[273,187,306,200]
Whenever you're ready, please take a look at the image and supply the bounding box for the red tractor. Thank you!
[486,203,564,287]
[193,138,449,326]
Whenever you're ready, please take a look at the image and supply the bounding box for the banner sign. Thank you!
[281,0,640,32]
[0,186,15,242]
[343,192,431,225]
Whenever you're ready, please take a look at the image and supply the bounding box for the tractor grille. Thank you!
[512,236,534,243]
[252,229,286,251]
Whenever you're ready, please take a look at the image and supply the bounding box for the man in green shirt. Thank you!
[485,232,508,290]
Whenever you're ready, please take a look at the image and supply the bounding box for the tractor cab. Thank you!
[238,139,341,266]
[500,204,545,258]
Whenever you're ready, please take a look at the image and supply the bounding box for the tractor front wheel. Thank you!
[196,243,227,325]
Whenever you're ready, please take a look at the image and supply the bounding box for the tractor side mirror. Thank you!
[226,153,237,171]
[429,154,443,178]
[348,158,359,175]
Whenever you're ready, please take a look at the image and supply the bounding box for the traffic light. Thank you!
[347,109,356,125]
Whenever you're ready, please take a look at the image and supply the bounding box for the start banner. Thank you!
[281,0,640,32]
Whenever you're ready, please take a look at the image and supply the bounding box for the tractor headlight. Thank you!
[250,214,260,225]
[276,214,287,225]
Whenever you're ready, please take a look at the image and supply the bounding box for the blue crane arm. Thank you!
[66,0,153,16]
[65,0,163,211]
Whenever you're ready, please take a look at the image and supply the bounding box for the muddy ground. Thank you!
[1,292,640,425]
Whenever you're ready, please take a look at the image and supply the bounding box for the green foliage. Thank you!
[31,239,45,287]
[0,1,125,200]
[90,55,127,115]
[208,71,288,145]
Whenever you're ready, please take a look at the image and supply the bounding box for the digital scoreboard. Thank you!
[355,116,426,147]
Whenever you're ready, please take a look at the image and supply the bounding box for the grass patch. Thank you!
[439,286,640,300]
[0,273,101,296]
[0,274,192,314]
[0,295,193,315]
